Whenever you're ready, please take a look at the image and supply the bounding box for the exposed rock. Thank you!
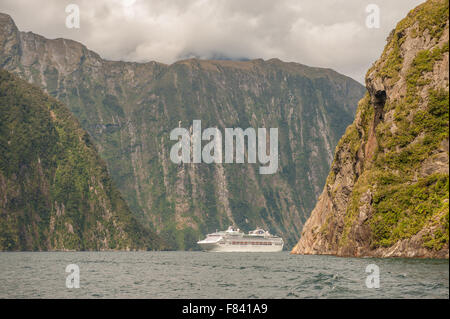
[0,69,162,251]
[0,12,365,249]
[292,0,449,258]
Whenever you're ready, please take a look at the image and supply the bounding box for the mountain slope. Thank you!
[0,69,162,251]
[0,13,365,249]
[292,0,449,258]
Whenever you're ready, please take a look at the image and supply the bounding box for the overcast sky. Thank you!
[0,0,424,83]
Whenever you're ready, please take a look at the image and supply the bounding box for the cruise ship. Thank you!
[197,226,284,252]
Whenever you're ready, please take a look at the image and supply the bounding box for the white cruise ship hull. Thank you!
[200,244,283,253]
[198,241,283,252]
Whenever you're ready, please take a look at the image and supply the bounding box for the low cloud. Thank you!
[0,0,423,83]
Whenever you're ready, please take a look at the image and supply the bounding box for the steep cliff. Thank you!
[292,0,449,258]
[0,13,365,249]
[0,69,162,251]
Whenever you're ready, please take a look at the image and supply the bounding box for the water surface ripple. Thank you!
[0,252,448,298]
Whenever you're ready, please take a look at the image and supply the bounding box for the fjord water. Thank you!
[0,252,448,298]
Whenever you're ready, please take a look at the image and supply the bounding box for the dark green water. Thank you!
[0,252,448,298]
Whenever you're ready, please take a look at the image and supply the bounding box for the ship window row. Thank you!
[231,241,273,245]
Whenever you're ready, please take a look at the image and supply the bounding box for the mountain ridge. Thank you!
[0,12,362,83]
[0,12,365,250]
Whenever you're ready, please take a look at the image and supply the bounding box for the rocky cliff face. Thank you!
[292,0,449,258]
[0,13,365,249]
[0,69,162,250]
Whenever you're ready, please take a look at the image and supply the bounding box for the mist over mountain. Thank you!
[0,0,425,83]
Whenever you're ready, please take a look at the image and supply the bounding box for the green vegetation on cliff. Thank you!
[293,0,449,258]
[0,69,162,250]
[347,0,449,252]
[0,12,366,249]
